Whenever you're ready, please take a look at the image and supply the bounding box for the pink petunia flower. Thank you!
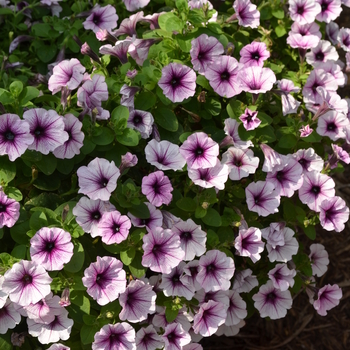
[268,264,296,291]
[234,227,265,263]
[239,108,261,130]
[239,42,270,67]
[82,256,126,306]
[288,0,322,24]
[83,5,119,33]
[238,66,276,94]
[309,243,329,277]
[232,0,260,28]
[313,284,342,316]
[0,191,20,228]
[319,196,349,232]
[136,325,164,350]
[0,299,21,334]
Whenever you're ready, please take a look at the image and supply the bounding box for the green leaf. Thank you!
[227,100,243,119]
[0,333,12,350]
[0,8,13,15]
[11,245,27,259]
[81,137,96,154]
[176,0,188,12]
[158,12,184,33]
[260,6,272,20]
[275,25,287,37]
[202,208,222,227]
[272,9,284,19]
[0,89,15,105]
[120,247,136,266]
[204,99,221,116]
[64,241,85,273]
[83,314,97,326]
[116,128,140,146]
[206,229,220,248]
[217,227,234,244]
[165,303,181,323]
[277,134,298,148]
[9,80,23,97]
[93,127,115,145]
[36,43,57,63]
[70,290,90,325]
[293,253,312,277]
[258,112,273,127]
[130,229,146,244]
[57,158,75,175]
[32,23,54,38]
[29,211,48,232]
[176,197,196,212]
[221,207,241,227]
[195,206,207,218]
[33,173,61,191]
[304,225,316,240]
[0,157,16,184]
[10,221,30,244]
[111,105,129,131]
[19,87,40,105]
[255,125,276,143]
[196,75,211,90]
[134,92,157,111]
[154,108,178,132]
[128,203,150,219]
[128,251,146,278]
[35,154,57,175]
[5,187,22,201]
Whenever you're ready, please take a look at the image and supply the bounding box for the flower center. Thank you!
[251,52,260,60]
[298,158,307,168]
[45,241,55,252]
[195,147,204,156]
[133,115,142,125]
[171,78,179,87]
[153,180,161,194]
[181,231,192,241]
[67,130,72,140]
[5,131,15,141]
[22,274,33,285]
[152,244,160,253]
[297,6,304,15]
[267,292,276,301]
[113,224,120,233]
[312,186,320,194]
[321,3,327,12]
[276,171,284,181]
[96,273,105,285]
[109,333,120,346]
[220,71,230,80]
[34,127,44,138]
[91,211,101,221]
[172,274,180,283]
[206,263,215,272]
[315,52,324,61]
[93,14,101,25]
[234,160,242,167]
[100,177,109,187]
[140,218,148,225]
[0,204,6,213]
[327,122,336,131]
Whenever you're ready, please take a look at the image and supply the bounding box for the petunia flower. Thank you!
[309,243,329,277]
[180,260,202,292]
[238,66,276,94]
[141,171,173,207]
[305,40,339,67]
[152,306,192,332]
[82,256,126,306]
[83,5,119,33]
[119,152,138,174]
[46,344,70,350]
[319,196,349,232]
[326,21,340,44]
[0,300,21,334]
[127,109,154,138]
[239,42,270,67]
[338,27,350,51]
[119,280,156,323]
[92,323,135,350]
[190,34,224,74]
[30,227,74,271]
[268,263,296,291]
[252,280,293,319]
[97,210,131,244]
[313,284,342,316]
[136,325,164,350]
[299,124,313,137]
[232,269,258,293]
[288,0,322,24]
[128,202,163,231]
[194,289,230,307]
[145,139,186,171]
[316,110,349,141]
[128,38,160,66]
[298,171,335,212]
[188,159,229,190]
[225,290,247,326]
[261,222,287,249]
[113,11,144,37]
[3,260,52,306]
[221,147,259,180]
[0,191,20,228]
[25,292,61,324]
[162,323,191,349]
[123,0,150,12]
[204,55,242,98]
[265,156,304,197]
[120,85,140,109]
[158,63,196,103]
[48,58,85,94]
[315,0,342,23]
[239,108,261,130]
[142,227,185,274]
[260,143,288,172]
[172,219,206,261]
[23,108,69,155]
[180,132,219,169]
[196,250,235,292]
[0,113,34,161]
[293,148,324,174]
[223,118,253,149]
[245,181,281,217]
[232,0,260,28]
[215,320,245,337]
[160,262,195,300]
[53,114,84,159]
[234,227,264,263]
[77,157,120,201]
[72,197,115,237]
[99,39,132,64]
[193,300,227,337]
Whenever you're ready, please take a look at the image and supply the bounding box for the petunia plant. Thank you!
[0,0,350,348]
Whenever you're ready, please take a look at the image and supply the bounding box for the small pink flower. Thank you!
[299,124,313,137]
